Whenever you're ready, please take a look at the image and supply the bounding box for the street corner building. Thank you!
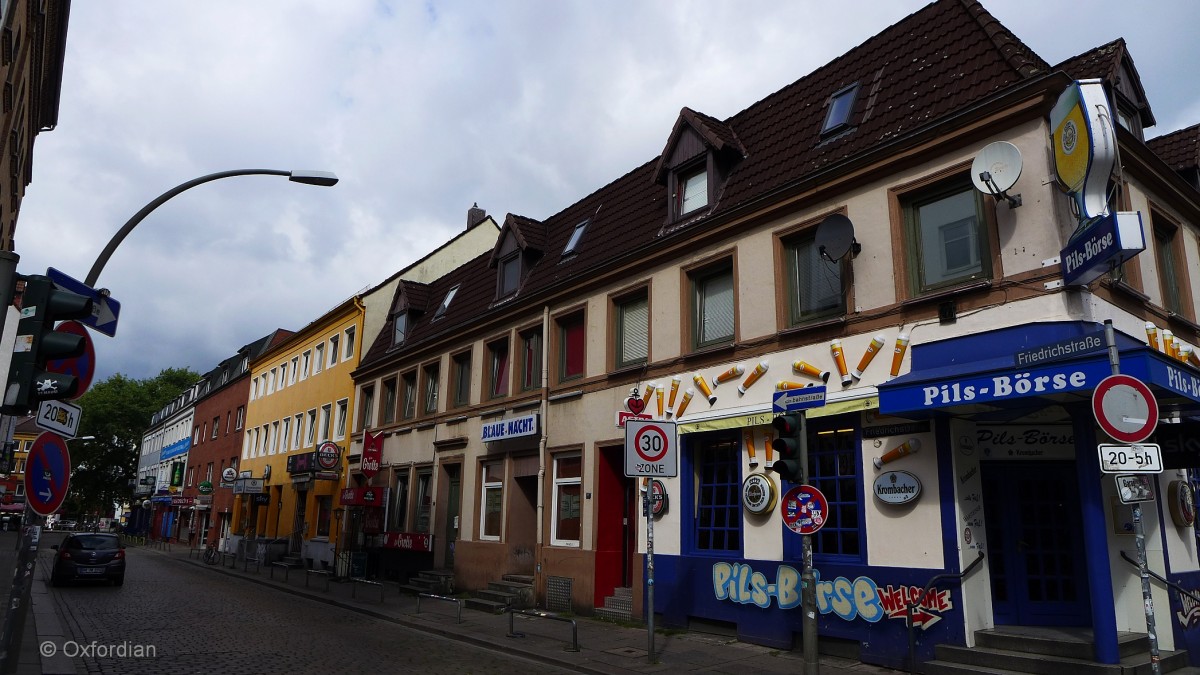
[216,0,1200,671]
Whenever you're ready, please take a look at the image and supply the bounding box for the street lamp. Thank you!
[84,168,338,287]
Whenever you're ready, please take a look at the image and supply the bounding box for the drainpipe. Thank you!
[536,306,550,584]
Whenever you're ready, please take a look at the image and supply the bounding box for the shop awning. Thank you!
[878,321,1200,421]
[678,393,878,434]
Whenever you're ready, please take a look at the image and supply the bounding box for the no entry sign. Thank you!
[1092,374,1158,443]
[625,420,678,477]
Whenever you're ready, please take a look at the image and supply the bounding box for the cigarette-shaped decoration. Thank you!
[1191,349,1200,368]
[1163,329,1175,358]
[656,386,664,418]
[667,376,682,409]
[890,332,910,379]
[1174,338,1184,361]
[1146,322,1159,351]
[738,361,769,395]
[873,437,921,470]
[744,430,758,467]
[852,334,887,380]
[792,360,830,383]
[830,339,851,386]
[763,432,775,463]
[1180,344,1193,365]
[712,364,745,388]
[693,374,717,405]
[673,388,696,419]
[642,382,657,406]
[776,380,814,391]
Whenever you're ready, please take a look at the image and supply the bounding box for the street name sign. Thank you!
[772,385,827,413]
[46,267,121,337]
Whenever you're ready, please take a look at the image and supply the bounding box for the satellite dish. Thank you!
[971,141,1023,208]
[814,213,859,262]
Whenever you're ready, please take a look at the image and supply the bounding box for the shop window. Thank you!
[901,178,992,295]
[316,496,332,537]
[690,434,742,554]
[690,262,735,350]
[480,462,503,541]
[389,471,409,530]
[785,232,845,324]
[452,351,471,408]
[557,312,585,382]
[551,454,582,547]
[615,290,648,368]
[520,328,542,391]
[487,338,510,399]
[808,424,862,560]
[415,470,433,533]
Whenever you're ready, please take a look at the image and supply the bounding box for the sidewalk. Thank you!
[27,540,905,675]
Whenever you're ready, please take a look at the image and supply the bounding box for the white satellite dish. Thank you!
[814,213,859,262]
[971,141,1023,208]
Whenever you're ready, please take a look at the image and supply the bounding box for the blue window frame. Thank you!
[686,433,742,554]
[784,418,863,562]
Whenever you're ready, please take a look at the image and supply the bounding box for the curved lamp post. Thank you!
[84,169,339,287]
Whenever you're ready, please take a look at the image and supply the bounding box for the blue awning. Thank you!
[878,321,1200,419]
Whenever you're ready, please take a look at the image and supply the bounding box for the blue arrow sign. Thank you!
[46,267,120,337]
[24,431,71,516]
[773,386,828,413]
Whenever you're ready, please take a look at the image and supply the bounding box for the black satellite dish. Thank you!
[814,213,859,262]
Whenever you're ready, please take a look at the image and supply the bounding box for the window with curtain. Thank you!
[692,264,735,349]
[616,292,648,368]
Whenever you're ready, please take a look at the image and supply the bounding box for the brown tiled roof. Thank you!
[1147,124,1200,173]
[359,0,1060,369]
[490,214,546,268]
[1054,38,1154,128]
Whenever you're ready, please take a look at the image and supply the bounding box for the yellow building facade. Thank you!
[235,297,363,568]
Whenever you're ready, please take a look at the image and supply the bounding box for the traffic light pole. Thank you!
[798,412,818,675]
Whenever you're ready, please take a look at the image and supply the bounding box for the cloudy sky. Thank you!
[14,0,1200,384]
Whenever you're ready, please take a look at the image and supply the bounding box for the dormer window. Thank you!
[433,285,459,320]
[562,220,589,257]
[821,83,859,135]
[498,253,520,298]
[392,311,408,346]
[678,166,709,216]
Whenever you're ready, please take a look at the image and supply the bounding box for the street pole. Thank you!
[1104,319,1160,674]
[799,411,819,675]
[645,481,656,664]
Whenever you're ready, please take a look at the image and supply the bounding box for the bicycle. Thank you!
[202,543,221,565]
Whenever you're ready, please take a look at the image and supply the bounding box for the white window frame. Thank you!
[329,334,340,367]
[293,413,304,450]
[343,326,356,361]
[314,344,325,375]
[480,462,503,541]
[551,453,582,547]
[302,351,312,380]
[334,398,348,440]
[290,357,299,385]
[280,417,291,453]
[278,362,288,390]
[305,409,317,447]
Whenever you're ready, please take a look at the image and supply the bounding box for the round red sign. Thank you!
[316,441,341,470]
[1092,374,1158,443]
[781,484,828,535]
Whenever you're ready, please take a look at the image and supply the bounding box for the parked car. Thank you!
[49,533,126,586]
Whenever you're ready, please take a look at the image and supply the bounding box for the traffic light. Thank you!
[2,274,93,414]
[770,413,805,483]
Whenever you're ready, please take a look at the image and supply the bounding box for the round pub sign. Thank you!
[317,442,342,471]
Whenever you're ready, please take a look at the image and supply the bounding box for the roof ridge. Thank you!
[959,0,1049,78]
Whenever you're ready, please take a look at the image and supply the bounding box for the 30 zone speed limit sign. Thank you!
[625,420,678,478]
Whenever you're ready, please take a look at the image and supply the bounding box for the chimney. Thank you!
[466,203,487,230]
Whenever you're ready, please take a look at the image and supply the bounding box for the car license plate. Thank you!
[78,567,105,575]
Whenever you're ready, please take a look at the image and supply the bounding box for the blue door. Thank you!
[981,461,1091,626]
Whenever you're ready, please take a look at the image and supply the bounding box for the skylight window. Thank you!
[563,220,589,256]
[434,285,460,320]
[821,83,860,135]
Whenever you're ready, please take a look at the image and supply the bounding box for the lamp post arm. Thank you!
[84,169,291,287]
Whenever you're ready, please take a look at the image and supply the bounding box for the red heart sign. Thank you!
[626,397,646,414]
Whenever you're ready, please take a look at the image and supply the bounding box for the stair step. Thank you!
[465,597,509,614]
[603,596,632,613]
[923,660,1032,675]
[611,586,632,599]
[488,580,531,593]
[474,589,516,605]
[935,645,1122,675]
[974,628,1147,660]
[594,606,636,623]
[503,574,534,584]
